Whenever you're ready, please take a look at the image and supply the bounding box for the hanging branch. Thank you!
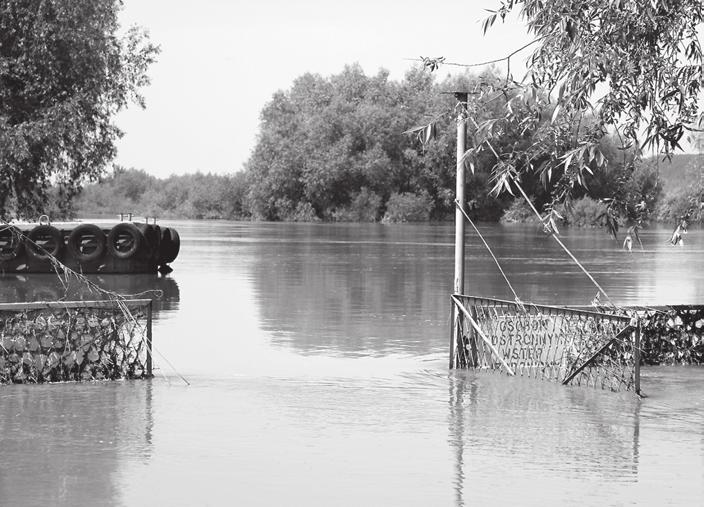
[412,37,545,73]
[462,116,618,309]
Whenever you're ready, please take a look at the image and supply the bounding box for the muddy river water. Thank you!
[1,221,703,506]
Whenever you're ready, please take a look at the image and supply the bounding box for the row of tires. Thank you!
[0,223,179,266]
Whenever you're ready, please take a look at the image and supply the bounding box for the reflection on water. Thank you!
[449,372,641,506]
[0,381,152,506]
[244,223,704,356]
[249,224,451,355]
[0,273,180,317]
[1,221,704,506]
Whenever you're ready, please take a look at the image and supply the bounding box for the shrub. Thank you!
[500,199,539,224]
[290,202,320,222]
[653,159,703,224]
[382,191,433,223]
[564,196,609,227]
[655,190,704,224]
[332,188,382,222]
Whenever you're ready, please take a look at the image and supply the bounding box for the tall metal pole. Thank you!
[454,93,468,296]
[450,92,468,368]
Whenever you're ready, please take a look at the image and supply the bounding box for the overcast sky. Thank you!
[114,0,531,178]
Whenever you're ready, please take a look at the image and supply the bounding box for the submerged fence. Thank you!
[451,295,640,393]
[0,299,152,384]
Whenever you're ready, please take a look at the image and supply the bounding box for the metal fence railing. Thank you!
[451,295,640,393]
[0,299,153,384]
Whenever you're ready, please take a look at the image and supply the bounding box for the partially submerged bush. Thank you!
[274,199,320,222]
[382,191,433,223]
[332,188,382,222]
[655,192,704,224]
[501,196,614,229]
[651,158,703,224]
[290,202,320,222]
[564,197,610,228]
[500,200,539,224]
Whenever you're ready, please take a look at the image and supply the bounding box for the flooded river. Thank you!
[1,221,703,506]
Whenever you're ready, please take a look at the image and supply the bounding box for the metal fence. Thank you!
[451,295,640,393]
[0,299,153,383]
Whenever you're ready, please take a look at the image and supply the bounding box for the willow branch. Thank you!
[408,36,546,70]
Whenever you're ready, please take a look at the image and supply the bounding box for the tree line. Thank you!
[74,168,247,220]
[3,1,702,230]
[71,154,700,227]
[71,64,701,228]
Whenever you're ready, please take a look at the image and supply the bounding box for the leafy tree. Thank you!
[481,0,703,154]
[382,191,433,222]
[331,187,383,222]
[246,65,410,220]
[111,166,158,202]
[245,64,522,222]
[0,0,158,219]
[75,167,252,220]
[655,158,704,223]
[419,0,703,230]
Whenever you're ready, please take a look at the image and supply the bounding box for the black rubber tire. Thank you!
[25,225,63,261]
[107,223,143,260]
[135,223,160,261]
[67,224,107,263]
[158,227,180,265]
[0,226,25,262]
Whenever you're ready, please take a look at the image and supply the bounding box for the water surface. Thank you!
[1,222,703,506]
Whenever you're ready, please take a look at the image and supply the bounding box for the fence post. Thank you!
[146,300,153,378]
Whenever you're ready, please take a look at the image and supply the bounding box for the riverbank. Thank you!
[501,196,703,228]
[62,155,702,225]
